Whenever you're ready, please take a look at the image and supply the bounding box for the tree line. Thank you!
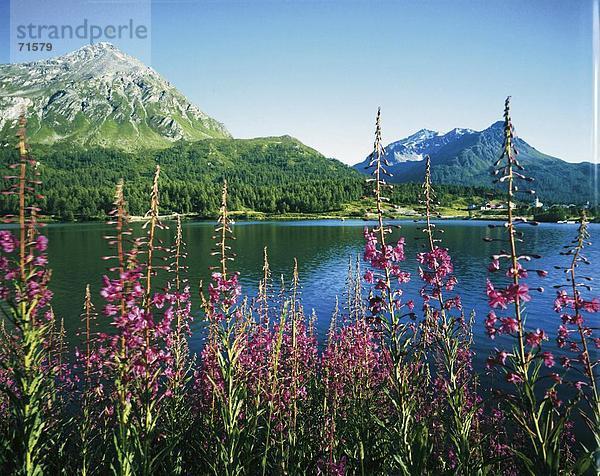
[0,138,506,220]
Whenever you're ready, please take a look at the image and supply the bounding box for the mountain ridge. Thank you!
[0,42,231,149]
[353,121,596,203]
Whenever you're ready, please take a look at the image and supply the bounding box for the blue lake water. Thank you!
[27,219,600,371]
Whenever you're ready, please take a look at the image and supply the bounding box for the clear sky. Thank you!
[0,0,596,165]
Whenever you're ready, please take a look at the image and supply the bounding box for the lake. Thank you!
[30,219,600,371]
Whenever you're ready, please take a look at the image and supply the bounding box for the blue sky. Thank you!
[0,0,596,165]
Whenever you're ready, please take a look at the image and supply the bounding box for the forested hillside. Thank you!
[0,135,502,221]
[0,136,362,220]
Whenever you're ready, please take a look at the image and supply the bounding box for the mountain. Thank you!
[353,122,597,204]
[0,44,367,219]
[0,43,231,149]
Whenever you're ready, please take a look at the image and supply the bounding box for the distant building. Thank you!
[480,202,512,211]
[534,197,543,208]
[480,202,515,211]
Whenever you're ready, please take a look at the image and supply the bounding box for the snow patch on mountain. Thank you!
[0,97,32,131]
[383,127,476,165]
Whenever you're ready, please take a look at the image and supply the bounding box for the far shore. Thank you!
[11,210,596,226]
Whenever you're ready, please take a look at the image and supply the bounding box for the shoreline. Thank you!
[21,211,594,226]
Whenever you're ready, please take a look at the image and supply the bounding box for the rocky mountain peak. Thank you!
[0,43,230,149]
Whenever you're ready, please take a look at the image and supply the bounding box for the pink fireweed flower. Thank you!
[485,311,498,339]
[582,298,600,313]
[484,167,550,396]
[553,291,572,312]
[505,283,531,304]
[33,255,47,267]
[322,318,387,413]
[443,296,462,311]
[368,296,384,316]
[546,389,562,407]
[486,280,508,309]
[445,275,458,291]
[363,229,407,271]
[569,342,580,352]
[100,275,124,303]
[207,272,242,322]
[553,241,599,399]
[486,349,509,368]
[375,279,388,291]
[152,293,166,309]
[35,235,48,252]
[525,328,548,348]
[488,259,500,272]
[506,372,524,384]
[417,246,460,315]
[556,324,570,348]
[362,227,411,317]
[560,312,582,326]
[507,262,528,279]
[550,373,563,384]
[395,271,411,284]
[390,238,406,261]
[499,317,519,335]
[540,351,555,368]
[97,254,174,399]
[323,457,347,476]
[417,247,453,277]
[204,309,320,440]
[195,338,224,406]
[363,229,379,264]
[0,231,16,254]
